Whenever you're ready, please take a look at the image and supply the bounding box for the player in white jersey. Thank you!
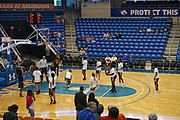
[82,57,88,80]
[38,56,48,82]
[49,70,57,104]
[105,55,111,67]
[90,72,98,93]
[65,69,72,88]
[117,58,124,86]
[95,59,102,81]
[32,67,42,94]
[153,64,160,94]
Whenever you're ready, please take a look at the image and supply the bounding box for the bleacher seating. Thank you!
[0,10,66,54]
[75,18,171,60]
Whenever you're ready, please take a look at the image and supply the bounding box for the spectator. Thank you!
[146,26,152,33]
[148,113,158,120]
[83,44,88,51]
[94,104,104,120]
[105,55,111,67]
[81,34,86,41]
[74,86,87,116]
[109,32,113,38]
[100,107,119,120]
[3,104,19,120]
[137,27,143,33]
[107,104,116,110]
[86,35,91,42]
[54,40,61,48]
[123,54,129,70]
[103,32,109,39]
[118,113,126,120]
[108,104,126,120]
[77,101,96,120]
[79,48,86,57]
[128,54,134,69]
[155,27,159,33]
[53,31,58,38]
[88,93,99,106]
[26,90,36,118]
[116,32,121,39]
[163,26,169,33]
[57,32,61,38]
[91,34,96,42]
[76,35,81,44]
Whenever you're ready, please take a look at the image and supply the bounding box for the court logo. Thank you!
[120,10,128,16]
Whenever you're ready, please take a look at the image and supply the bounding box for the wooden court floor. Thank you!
[0,70,180,120]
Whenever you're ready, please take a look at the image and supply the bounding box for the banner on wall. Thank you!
[111,8,180,17]
[0,3,54,10]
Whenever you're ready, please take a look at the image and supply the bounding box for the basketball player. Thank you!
[153,64,159,94]
[16,62,24,97]
[65,69,72,88]
[108,62,117,93]
[53,55,61,77]
[117,58,124,86]
[95,59,102,81]
[49,70,57,104]
[38,56,48,82]
[33,67,42,94]
[105,55,111,67]
[82,57,88,80]
[90,72,98,93]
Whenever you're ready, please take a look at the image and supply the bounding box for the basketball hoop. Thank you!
[1,37,12,44]
[41,41,50,45]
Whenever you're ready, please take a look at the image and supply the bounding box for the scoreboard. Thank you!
[28,12,41,24]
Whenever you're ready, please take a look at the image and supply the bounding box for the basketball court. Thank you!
[0,68,180,120]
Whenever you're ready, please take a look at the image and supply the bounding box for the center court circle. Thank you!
[23,82,137,97]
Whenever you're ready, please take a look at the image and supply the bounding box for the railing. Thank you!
[11,46,21,61]
[0,24,8,37]
[69,16,74,56]
[168,25,176,60]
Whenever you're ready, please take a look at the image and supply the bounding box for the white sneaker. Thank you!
[122,83,124,86]
[154,90,158,94]
[67,85,70,88]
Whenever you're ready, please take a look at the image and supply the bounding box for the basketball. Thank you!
[105,70,109,75]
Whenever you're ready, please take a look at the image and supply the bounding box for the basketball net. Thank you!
[1,37,11,44]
